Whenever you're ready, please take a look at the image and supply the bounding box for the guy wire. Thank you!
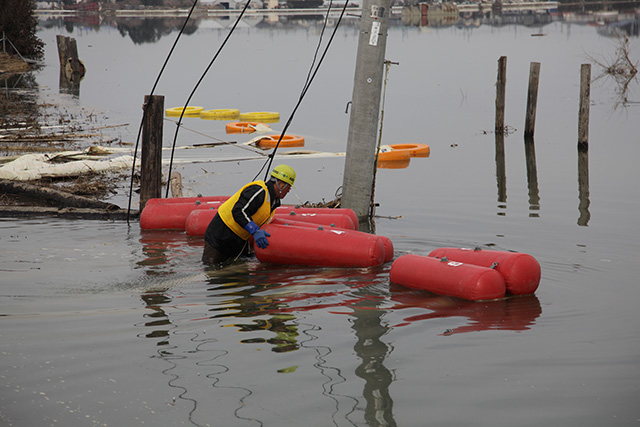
[256,0,351,182]
[165,0,253,198]
[126,0,200,225]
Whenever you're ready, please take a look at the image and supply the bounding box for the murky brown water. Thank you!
[1,9,639,426]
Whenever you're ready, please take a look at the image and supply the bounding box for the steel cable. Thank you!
[255,0,351,182]
[126,0,200,225]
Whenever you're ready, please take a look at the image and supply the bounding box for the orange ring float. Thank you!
[257,134,305,148]
[225,122,269,134]
[377,147,411,162]
[390,143,430,158]
[377,158,411,169]
[379,144,430,160]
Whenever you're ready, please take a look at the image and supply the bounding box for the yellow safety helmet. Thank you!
[270,164,296,187]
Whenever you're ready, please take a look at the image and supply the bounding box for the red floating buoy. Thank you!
[390,254,507,301]
[255,223,386,268]
[275,206,359,229]
[428,247,541,295]
[140,197,359,232]
[140,199,223,230]
[140,197,229,230]
[184,207,358,236]
[273,211,356,231]
[380,235,394,263]
[144,196,230,206]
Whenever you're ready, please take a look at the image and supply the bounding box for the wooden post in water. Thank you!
[341,0,391,229]
[495,56,507,133]
[56,35,85,96]
[524,62,541,139]
[578,64,591,149]
[140,95,164,212]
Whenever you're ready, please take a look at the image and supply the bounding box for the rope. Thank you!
[126,0,200,225]
[165,0,253,198]
[254,0,351,182]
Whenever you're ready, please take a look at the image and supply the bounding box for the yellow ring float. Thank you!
[200,109,240,120]
[239,111,280,122]
[257,134,305,148]
[165,106,204,117]
[225,121,267,134]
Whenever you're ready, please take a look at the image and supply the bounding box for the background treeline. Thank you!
[0,0,43,60]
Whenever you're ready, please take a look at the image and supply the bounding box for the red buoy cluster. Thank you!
[140,198,541,300]
[390,248,541,301]
[139,197,392,268]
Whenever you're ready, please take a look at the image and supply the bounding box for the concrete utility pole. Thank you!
[341,0,391,227]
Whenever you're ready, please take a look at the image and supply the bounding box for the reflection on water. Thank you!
[133,255,409,425]
[524,137,540,217]
[577,144,590,226]
[37,4,639,47]
[204,265,302,353]
[141,290,173,344]
[351,284,396,427]
[389,284,542,335]
[133,246,544,425]
[138,229,202,273]
[495,132,507,215]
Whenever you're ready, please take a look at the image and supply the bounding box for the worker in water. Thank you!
[202,164,296,265]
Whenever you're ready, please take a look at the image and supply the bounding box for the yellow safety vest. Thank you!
[218,180,273,240]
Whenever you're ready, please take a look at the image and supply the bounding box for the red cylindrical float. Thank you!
[140,197,228,230]
[276,206,358,229]
[184,207,217,236]
[428,247,541,295]
[273,211,356,231]
[380,235,394,263]
[271,217,346,230]
[184,208,357,236]
[145,196,230,206]
[141,201,216,230]
[390,254,506,301]
[255,224,385,268]
[142,200,357,232]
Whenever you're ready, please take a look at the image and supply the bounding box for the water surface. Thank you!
[1,10,639,426]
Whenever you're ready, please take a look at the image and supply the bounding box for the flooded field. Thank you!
[1,8,639,426]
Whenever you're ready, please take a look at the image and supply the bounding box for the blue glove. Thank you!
[244,221,270,249]
[253,229,270,249]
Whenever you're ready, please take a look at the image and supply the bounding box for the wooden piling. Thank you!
[140,95,164,212]
[524,62,541,138]
[170,171,183,198]
[578,64,591,149]
[56,35,76,67]
[56,35,85,96]
[495,56,507,133]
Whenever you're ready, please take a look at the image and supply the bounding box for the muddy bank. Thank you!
[1,53,136,216]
